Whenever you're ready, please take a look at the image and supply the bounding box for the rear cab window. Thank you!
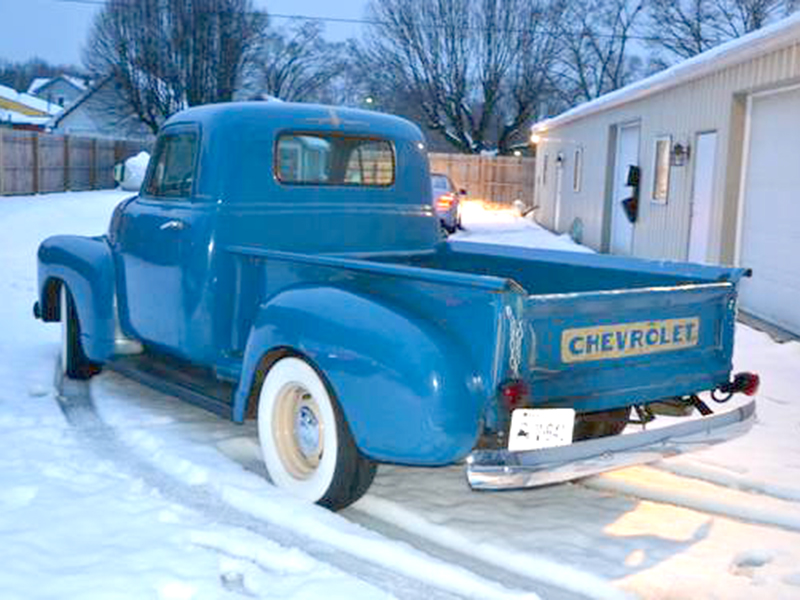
[144,131,198,199]
[275,133,395,187]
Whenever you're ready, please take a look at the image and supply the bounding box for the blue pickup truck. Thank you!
[35,102,757,510]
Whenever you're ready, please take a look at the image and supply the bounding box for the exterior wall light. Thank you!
[671,142,690,166]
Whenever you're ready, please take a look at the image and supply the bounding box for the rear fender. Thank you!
[37,235,116,362]
[233,286,486,465]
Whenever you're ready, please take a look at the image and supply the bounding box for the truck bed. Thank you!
[231,240,747,416]
[370,241,748,412]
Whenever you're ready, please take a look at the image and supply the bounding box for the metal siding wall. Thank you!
[539,40,800,263]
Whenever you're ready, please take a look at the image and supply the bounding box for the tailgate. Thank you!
[522,282,737,411]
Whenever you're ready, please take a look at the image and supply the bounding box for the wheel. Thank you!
[60,285,100,380]
[257,356,376,510]
[572,407,630,442]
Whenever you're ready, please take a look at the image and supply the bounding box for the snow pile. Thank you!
[118,151,150,191]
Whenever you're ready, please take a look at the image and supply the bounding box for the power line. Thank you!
[50,0,708,44]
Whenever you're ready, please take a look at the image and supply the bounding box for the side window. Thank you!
[573,148,583,193]
[275,133,395,187]
[145,132,198,198]
[652,135,671,203]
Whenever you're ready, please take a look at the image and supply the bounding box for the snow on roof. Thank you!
[0,83,63,116]
[27,77,51,95]
[533,12,800,132]
[27,75,88,96]
[63,75,88,91]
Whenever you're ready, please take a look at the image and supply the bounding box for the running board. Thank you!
[467,400,756,490]
[107,352,235,420]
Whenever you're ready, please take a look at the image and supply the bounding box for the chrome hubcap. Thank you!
[272,383,324,479]
[295,404,321,459]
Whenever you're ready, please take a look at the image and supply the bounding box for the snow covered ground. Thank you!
[2,191,800,599]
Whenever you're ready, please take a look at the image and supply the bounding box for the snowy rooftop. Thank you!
[27,75,88,96]
[0,83,63,117]
[533,12,800,132]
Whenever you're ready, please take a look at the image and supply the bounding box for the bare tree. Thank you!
[715,0,797,36]
[647,0,722,59]
[647,0,798,61]
[84,0,265,134]
[556,0,646,105]
[362,0,563,154]
[239,21,347,102]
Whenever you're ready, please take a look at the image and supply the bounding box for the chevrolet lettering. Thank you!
[561,317,700,363]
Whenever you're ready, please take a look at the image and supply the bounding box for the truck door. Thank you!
[115,125,215,360]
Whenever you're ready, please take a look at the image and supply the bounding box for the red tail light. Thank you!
[714,371,760,401]
[436,193,455,211]
[740,372,760,396]
[500,379,529,410]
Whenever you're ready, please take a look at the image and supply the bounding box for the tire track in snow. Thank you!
[55,367,545,600]
[580,465,800,533]
[652,459,800,504]
[348,496,634,600]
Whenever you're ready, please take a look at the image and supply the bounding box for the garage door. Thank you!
[738,86,800,334]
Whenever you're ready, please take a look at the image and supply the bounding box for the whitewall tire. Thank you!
[257,356,376,510]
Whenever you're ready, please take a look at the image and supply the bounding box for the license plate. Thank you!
[508,408,575,452]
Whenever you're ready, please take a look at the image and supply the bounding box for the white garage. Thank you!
[738,86,800,334]
[531,14,800,336]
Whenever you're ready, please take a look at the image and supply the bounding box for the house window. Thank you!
[652,136,671,203]
[275,134,394,187]
[573,148,583,192]
[144,132,198,198]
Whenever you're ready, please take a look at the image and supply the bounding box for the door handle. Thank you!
[159,220,187,231]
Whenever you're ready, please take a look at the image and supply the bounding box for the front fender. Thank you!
[37,235,116,362]
[233,286,487,465]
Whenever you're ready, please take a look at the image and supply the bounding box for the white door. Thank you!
[610,123,639,255]
[688,131,717,263]
[738,86,800,334]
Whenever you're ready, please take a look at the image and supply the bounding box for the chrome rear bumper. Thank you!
[466,400,756,490]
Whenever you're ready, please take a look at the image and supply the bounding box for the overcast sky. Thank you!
[0,0,367,69]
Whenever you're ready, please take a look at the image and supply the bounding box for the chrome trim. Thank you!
[466,400,756,490]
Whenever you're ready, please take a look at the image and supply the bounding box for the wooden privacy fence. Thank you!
[0,129,150,196]
[429,153,536,207]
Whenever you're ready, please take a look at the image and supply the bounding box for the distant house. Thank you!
[531,13,800,335]
[27,75,88,108]
[48,75,154,142]
[0,83,62,130]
